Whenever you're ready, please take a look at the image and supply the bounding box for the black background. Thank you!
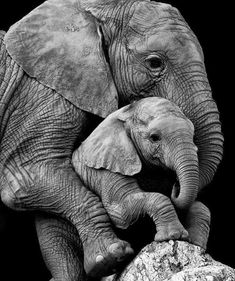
[0,1,233,280]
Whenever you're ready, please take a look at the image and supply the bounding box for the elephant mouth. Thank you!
[172,178,180,198]
[136,165,177,197]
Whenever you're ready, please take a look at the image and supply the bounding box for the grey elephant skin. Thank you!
[73,96,211,249]
[0,0,223,280]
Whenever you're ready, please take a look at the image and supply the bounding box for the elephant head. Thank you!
[5,0,223,189]
[77,97,199,209]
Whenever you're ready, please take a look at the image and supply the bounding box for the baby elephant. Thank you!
[72,97,210,265]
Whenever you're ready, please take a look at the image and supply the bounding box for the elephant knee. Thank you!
[1,185,17,210]
[0,168,32,211]
[0,181,29,211]
[106,202,132,229]
[106,193,147,229]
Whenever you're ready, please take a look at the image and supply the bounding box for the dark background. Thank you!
[0,1,233,280]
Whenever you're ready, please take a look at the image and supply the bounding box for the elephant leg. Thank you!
[0,161,133,278]
[184,201,211,250]
[146,193,189,242]
[105,190,188,242]
[35,213,86,281]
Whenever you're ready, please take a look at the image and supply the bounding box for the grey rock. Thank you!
[102,241,235,281]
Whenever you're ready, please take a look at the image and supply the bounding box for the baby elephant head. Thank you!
[78,97,199,209]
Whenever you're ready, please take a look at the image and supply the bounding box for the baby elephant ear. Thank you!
[5,0,118,118]
[74,106,142,176]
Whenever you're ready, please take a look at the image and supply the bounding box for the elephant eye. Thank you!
[150,133,161,142]
[145,55,163,71]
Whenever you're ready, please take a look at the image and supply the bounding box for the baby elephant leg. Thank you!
[106,190,188,242]
[145,193,189,241]
[184,201,211,250]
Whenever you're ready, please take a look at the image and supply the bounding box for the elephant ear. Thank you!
[4,0,118,118]
[73,105,142,176]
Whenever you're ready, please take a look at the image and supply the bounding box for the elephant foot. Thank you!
[83,235,134,278]
[154,221,189,242]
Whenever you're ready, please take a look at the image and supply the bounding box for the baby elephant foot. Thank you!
[83,234,134,278]
[154,220,189,242]
[185,201,211,250]
[145,193,189,242]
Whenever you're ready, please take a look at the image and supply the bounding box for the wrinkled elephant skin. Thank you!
[0,0,223,280]
[73,97,210,250]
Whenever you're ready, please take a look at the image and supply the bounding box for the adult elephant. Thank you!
[0,0,223,280]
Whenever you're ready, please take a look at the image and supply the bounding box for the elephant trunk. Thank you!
[170,66,224,190]
[191,101,224,189]
[170,142,199,210]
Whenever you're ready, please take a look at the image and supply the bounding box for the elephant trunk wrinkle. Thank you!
[194,115,223,189]
[192,106,220,125]
[172,80,224,189]
[171,147,199,210]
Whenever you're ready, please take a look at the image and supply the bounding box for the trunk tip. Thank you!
[171,182,194,210]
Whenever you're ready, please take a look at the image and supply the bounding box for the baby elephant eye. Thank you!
[150,133,161,142]
[145,55,163,70]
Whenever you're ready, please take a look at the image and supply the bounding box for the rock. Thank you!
[102,241,235,281]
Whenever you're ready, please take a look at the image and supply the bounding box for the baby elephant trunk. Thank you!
[170,142,199,210]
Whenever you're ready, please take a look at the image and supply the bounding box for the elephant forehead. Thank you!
[148,117,194,135]
[127,2,203,63]
[129,1,180,29]
[133,98,194,133]
[136,97,184,120]
[128,29,203,64]
[149,31,202,63]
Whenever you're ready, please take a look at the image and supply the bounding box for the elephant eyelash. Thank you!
[145,56,163,69]
[144,54,166,72]
[149,133,161,142]
[99,26,110,65]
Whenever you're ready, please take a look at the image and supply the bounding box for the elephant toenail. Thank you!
[126,247,134,255]
[109,243,120,254]
[96,255,104,263]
